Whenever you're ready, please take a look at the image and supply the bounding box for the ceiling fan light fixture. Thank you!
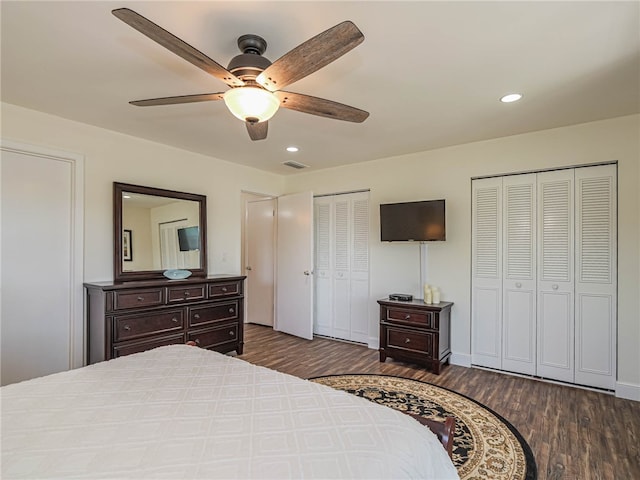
[223,87,280,123]
[500,93,523,103]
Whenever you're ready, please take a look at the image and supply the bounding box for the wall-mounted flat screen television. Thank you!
[177,226,200,251]
[380,199,446,242]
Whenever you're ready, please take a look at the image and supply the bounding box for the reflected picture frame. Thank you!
[123,229,133,261]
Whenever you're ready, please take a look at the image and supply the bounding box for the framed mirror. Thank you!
[114,182,207,282]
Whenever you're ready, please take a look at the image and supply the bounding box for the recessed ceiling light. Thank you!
[286,146,299,153]
[500,93,523,103]
[123,195,131,199]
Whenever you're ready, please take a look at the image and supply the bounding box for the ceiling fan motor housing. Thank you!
[227,34,272,80]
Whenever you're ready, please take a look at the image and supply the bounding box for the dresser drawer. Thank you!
[208,281,241,298]
[188,324,239,349]
[386,307,433,328]
[113,288,164,310]
[113,333,186,358]
[167,284,206,303]
[114,309,184,341]
[386,327,433,355]
[189,300,239,327]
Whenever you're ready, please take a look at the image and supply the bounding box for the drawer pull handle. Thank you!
[222,287,228,292]
[404,314,411,320]
[137,296,144,301]
[405,338,410,344]
[229,330,235,336]
[123,325,131,331]
[194,338,201,345]
[184,291,190,297]
[229,308,235,314]
[172,317,179,323]
[193,313,200,320]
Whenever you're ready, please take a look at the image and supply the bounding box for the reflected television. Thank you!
[177,226,200,251]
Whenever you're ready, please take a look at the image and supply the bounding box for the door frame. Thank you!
[0,139,85,369]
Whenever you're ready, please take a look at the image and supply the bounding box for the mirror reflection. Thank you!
[121,192,201,272]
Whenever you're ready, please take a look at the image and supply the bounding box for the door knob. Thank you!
[246,266,252,271]
[304,270,313,276]
[552,284,559,290]
[516,282,522,288]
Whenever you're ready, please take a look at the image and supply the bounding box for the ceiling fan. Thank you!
[112,8,369,141]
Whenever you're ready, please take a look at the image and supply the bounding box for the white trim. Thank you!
[450,352,472,368]
[0,139,85,369]
[615,381,640,402]
[368,336,379,351]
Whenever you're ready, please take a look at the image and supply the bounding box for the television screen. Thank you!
[177,226,200,251]
[380,199,446,242]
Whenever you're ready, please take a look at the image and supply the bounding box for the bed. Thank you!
[1,345,459,479]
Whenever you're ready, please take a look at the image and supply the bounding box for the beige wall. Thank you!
[1,102,285,281]
[285,114,640,394]
[3,102,638,396]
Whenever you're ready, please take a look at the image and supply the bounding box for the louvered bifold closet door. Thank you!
[471,177,503,369]
[313,192,370,343]
[502,174,537,375]
[536,169,575,383]
[313,198,333,337]
[332,198,351,340]
[574,164,616,390]
[349,193,370,344]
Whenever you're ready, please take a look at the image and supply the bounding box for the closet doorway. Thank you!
[242,193,275,327]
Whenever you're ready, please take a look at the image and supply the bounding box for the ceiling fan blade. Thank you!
[130,93,225,106]
[246,121,268,141]
[256,21,364,91]
[276,91,369,123]
[112,8,244,88]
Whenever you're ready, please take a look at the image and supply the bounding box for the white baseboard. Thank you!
[368,337,379,350]
[450,352,471,368]
[616,381,640,401]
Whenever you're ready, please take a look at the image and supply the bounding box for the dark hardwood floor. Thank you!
[239,323,640,480]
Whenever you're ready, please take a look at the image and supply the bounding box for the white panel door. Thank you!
[502,174,537,375]
[1,145,83,385]
[313,198,332,336]
[536,169,575,383]
[574,164,616,389]
[276,191,314,340]
[471,177,503,369]
[246,199,275,327]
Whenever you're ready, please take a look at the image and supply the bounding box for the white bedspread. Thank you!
[1,345,459,479]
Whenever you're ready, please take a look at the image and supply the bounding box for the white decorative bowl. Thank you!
[163,269,192,280]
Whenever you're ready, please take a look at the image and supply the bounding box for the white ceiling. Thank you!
[2,1,639,175]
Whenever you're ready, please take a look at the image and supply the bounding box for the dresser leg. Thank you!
[379,350,387,362]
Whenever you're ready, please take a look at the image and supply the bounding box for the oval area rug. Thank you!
[309,374,536,480]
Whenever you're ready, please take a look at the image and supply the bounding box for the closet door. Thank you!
[502,174,537,375]
[313,192,370,343]
[313,197,332,337]
[574,165,616,389]
[332,198,351,340]
[536,169,575,383]
[348,193,370,344]
[471,177,503,369]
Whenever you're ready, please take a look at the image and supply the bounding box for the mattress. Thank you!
[1,345,459,479]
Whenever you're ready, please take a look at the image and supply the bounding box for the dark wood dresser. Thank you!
[85,275,245,364]
[377,298,453,374]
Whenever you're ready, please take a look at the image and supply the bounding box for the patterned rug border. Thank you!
[309,373,537,480]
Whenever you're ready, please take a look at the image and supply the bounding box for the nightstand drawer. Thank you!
[386,327,433,355]
[114,309,184,341]
[386,308,433,328]
[189,300,239,327]
[167,284,206,303]
[113,288,164,310]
